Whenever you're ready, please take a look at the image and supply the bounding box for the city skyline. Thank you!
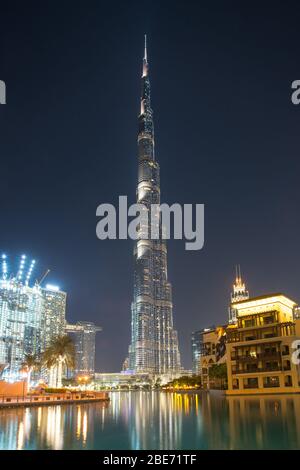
[1,1,300,372]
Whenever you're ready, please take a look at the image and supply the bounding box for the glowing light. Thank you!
[46,284,60,292]
[2,254,8,280]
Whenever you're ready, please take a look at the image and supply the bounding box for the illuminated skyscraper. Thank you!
[66,321,102,376]
[0,254,68,381]
[41,284,67,350]
[128,37,181,374]
[0,254,43,379]
[228,265,249,323]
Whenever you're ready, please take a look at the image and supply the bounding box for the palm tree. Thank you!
[43,335,75,388]
[22,354,40,391]
[208,363,228,389]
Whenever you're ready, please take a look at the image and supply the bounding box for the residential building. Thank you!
[226,294,300,395]
[200,326,227,389]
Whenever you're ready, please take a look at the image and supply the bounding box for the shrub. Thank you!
[44,388,69,394]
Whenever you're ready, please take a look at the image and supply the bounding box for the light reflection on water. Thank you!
[0,391,300,450]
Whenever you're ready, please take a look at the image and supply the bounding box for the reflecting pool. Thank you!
[0,391,300,449]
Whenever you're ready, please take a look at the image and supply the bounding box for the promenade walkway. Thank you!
[0,391,110,408]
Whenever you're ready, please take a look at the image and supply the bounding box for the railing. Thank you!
[244,383,258,389]
[231,352,281,361]
[232,366,282,375]
[227,322,296,343]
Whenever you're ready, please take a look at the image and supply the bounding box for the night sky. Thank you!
[1,1,300,371]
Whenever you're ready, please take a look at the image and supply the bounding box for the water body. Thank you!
[0,391,300,450]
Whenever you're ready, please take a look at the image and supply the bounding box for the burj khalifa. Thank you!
[128,37,181,375]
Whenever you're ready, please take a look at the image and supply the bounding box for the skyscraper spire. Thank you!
[140,36,154,156]
[142,34,149,78]
[144,34,148,63]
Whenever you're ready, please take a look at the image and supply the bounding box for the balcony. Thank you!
[231,352,281,361]
[244,383,259,389]
[227,322,295,343]
[263,382,280,388]
[232,365,282,375]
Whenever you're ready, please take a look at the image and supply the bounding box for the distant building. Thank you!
[191,327,214,375]
[41,284,66,350]
[66,321,102,376]
[228,265,249,324]
[200,326,227,389]
[122,357,129,371]
[94,372,152,389]
[226,294,300,395]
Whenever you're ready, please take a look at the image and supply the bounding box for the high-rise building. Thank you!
[128,37,181,375]
[0,254,43,380]
[66,321,102,376]
[0,254,69,382]
[228,265,249,324]
[41,284,67,350]
[191,330,203,374]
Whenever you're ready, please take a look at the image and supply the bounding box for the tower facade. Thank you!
[229,265,249,323]
[0,254,43,380]
[41,284,67,350]
[66,321,102,376]
[128,37,181,375]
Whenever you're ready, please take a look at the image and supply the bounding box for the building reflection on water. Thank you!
[0,392,300,449]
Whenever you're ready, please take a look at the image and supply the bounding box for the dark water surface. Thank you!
[0,391,300,449]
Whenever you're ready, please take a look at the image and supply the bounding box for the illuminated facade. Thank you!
[0,254,43,379]
[94,372,152,389]
[0,254,68,381]
[226,294,300,395]
[66,321,102,376]
[41,284,66,350]
[128,37,181,374]
[228,265,249,324]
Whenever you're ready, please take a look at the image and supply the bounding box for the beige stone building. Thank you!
[200,326,227,389]
[226,294,300,395]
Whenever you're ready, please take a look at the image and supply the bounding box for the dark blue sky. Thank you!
[1,1,300,371]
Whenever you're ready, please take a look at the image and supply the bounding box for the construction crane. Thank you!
[37,269,50,287]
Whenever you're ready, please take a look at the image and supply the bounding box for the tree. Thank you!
[22,354,40,391]
[163,375,202,389]
[208,363,227,389]
[43,336,75,388]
